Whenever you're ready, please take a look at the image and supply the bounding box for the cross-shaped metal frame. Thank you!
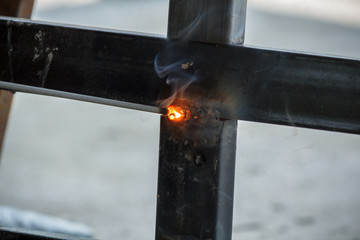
[0,0,359,239]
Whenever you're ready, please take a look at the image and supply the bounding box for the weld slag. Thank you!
[165,99,223,148]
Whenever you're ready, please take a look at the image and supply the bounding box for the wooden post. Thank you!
[0,0,34,154]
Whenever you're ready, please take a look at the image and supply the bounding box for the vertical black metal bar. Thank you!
[156,1,247,239]
[167,0,247,45]
[157,113,238,240]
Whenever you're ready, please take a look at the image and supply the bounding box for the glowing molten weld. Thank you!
[167,105,185,121]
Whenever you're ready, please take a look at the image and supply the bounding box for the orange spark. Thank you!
[167,105,185,121]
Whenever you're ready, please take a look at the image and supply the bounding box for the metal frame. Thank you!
[1,17,359,134]
[0,0,359,239]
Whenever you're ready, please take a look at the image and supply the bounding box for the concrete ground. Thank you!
[0,0,360,239]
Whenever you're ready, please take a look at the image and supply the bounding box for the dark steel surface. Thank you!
[156,0,245,239]
[0,17,359,134]
[0,0,34,155]
[157,113,237,240]
[0,17,167,108]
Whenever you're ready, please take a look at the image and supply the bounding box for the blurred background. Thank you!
[0,0,360,239]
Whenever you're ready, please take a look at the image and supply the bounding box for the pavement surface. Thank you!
[0,0,360,239]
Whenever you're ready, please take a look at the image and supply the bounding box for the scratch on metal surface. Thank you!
[37,47,58,87]
[176,204,190,215]
[33,30,46,62]
[40,52,54,87]
[33,47,41,61]
[7,25,14,83]
[35,30,44,41]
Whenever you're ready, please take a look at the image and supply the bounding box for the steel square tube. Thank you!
[155,0,245,239]
[0,17,359,134]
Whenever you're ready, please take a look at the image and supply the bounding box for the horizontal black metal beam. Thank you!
[0,17,167,112]
[1,17,359,134]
